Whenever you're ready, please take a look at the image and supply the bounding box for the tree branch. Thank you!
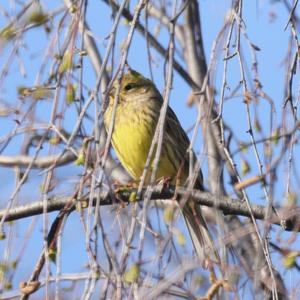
[0,152,76,168]
[1,186,298,232]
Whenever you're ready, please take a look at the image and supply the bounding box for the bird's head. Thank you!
[109,69,160,102]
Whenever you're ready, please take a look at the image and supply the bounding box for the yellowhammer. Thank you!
[104,69,217,261]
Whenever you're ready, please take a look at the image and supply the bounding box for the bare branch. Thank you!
[1,187,299,232]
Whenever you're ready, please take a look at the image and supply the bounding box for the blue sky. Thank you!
[0,0,299,298]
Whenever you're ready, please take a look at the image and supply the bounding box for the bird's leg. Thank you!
[112,180,139,205]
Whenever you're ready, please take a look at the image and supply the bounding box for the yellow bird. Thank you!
[104,69,217,262]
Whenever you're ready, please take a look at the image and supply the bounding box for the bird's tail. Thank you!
[182,201,220,265]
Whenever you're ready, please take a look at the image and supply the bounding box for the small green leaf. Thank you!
[65,83,76,104]
[4,281,12,290]
[69,5,77,14]
[48,248,56,263]
[241,160,250,176]
[74,152,85,166]
[27,11,48,26]
[254,119,261,132]
[49,136,60,145]
[58,51,73,74]
[0,26,16,40]
[11,260,17,269]
[0,232,6,240]
[239,142,248,153]
[287,192,298,206]
[283,251,299,269]
[0,262,9,279]
[163,207,174,224]
[271,128,280,145]
[17,85,53,100]
[123,264,139,283]
[176,230,186,246]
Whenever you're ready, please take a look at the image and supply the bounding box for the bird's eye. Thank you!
[124,84,134,91]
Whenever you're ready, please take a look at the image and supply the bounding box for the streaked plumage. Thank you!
[104,69,218,262]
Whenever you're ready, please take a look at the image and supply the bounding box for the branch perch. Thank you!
[0,186,299,232]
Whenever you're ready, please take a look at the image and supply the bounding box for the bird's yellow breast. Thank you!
[104,94,186,184]
[104,100,155,180]
[103,70,201,188]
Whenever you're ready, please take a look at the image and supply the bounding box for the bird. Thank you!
[104,68,218,263]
